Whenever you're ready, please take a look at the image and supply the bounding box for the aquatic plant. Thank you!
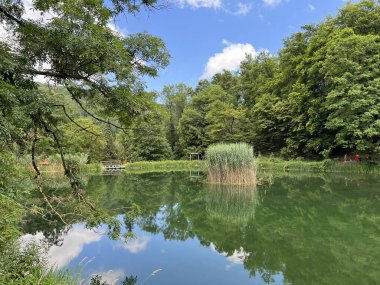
[206,143,258,185]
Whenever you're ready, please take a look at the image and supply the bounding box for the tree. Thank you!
[0,0,170,174]
[211,70,240,101]
[121,96,172,161]
[161,84,192,158]
[178,85,246,155]
[60,118,106,162]
[323,28,380,154]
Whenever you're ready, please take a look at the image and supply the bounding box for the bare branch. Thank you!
[36,179,68,226]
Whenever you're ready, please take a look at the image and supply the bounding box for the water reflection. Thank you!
[22,172,380,285]
[205,184,258,224]
[115,235,150,254]
[20,225,102,268]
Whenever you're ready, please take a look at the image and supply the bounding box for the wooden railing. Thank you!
[100,160,125,170]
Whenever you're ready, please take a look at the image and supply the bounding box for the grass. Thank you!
[259,156,380,173]
[123,157,380,174]
[0,242,80,285]
[205,143,258,185]
[124,160,204,173]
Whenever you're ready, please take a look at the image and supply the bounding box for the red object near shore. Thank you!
[354,154,360,162]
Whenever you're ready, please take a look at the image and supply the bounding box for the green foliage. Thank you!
[174,0,380,158]
[121,101,172,162]
[323,28,380,153]
[60,118,106,162]
[161,83,191,158]
[0,0,170,164]
[0,1,171,283]
[0,242,79,285]
[178,84,248,156]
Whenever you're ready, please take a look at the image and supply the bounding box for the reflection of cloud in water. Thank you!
[88,268,125,285]
[210,243,249,270]
[20,225,102,268]
[116,235,150,254]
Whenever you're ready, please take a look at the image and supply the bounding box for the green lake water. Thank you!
[21,172,380,285]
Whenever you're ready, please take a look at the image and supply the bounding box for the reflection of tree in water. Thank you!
[90,274,137,285]
[133,173,380,285]
[23,172,380,285]
[205,184,259,224]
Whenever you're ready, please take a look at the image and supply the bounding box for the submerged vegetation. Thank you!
[206,143,257,185]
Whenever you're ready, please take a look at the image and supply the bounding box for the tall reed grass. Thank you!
[206,143,258,185]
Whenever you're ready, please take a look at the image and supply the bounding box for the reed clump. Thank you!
[206,143,258,185]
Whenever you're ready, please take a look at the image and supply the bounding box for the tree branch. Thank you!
[31,121,41,178]
[53,104,101,137]
[70,95,127,132]
[27,69,89,81]
[0,5,24,26]
[36,179,68,226]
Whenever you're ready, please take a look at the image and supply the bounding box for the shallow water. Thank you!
[22,172,380,285]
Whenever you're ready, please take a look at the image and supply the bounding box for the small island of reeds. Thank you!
[206,143,258,185]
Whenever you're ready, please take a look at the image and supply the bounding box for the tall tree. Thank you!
[161,84,191,158]
[0,0,170,174]
[121,93,172,161]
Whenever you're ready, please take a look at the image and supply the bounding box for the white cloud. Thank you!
[116,235,150,254]
[177,0,222,9]
[262,0,282,7]
[201,40,258,79]
[308,3,315,11]
[232,3,252,16]
[20,226,103,269]
[89,269,125,285]
[22,0,55,22]
[210,243,249,271]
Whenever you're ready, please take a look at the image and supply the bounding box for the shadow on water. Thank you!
[22,171,380,285]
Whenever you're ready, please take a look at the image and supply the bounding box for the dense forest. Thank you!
[165,0,380,160]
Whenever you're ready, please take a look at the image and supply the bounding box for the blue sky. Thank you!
[113,0,353,92]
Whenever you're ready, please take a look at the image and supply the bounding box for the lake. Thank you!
[21,171,380,285]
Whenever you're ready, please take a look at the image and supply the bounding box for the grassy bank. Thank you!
[24,163,103,174]
[124,158,380,174]
[259,157,379,173]
[124,160,204,173]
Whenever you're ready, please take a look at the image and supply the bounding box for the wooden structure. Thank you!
[100,160,125,171]
[189,153,201,161]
